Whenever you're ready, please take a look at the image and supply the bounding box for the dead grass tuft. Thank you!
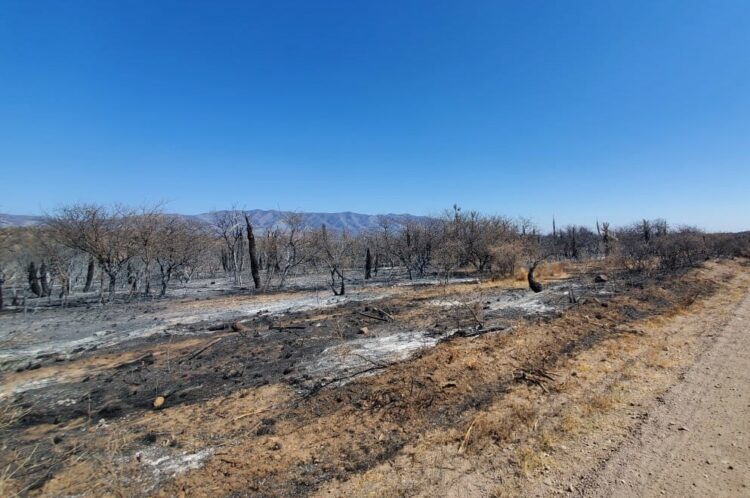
[516,445,551,476]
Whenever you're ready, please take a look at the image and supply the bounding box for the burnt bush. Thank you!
[654,227,706,270]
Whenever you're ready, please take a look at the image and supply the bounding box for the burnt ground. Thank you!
[1,261,742,497]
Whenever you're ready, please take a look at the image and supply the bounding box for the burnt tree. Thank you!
[527,262,543,293]
[365,248,372,280]
[83,256,95,292]
[244,214,261,290]
[28,262,41,297]
[39,262,50,297]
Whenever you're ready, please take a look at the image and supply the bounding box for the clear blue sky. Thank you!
[1,1,748,231]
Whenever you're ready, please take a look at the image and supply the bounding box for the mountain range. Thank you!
[0,210,428,233]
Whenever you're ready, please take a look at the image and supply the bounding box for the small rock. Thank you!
[231,321,247,332]
[358,327,369,335]
[153,396,166,409]
[594,274,609,283]
[567,484,575,493]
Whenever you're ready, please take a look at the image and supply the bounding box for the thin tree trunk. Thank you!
[83,257,95,292]
[365,248,372,280]
[143,262,151,296]
[108,273,117,300]
[160,270,171,297]
[99,268,105,303]
[245,214,261,290]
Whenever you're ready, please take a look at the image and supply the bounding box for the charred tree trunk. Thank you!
[528,263,543,293]
[83,256,95,292]
[126,263,138,298]
[244,214,261,290]
[28,262,41,297]
[365,248,372,280]
[39,262,50,297]
[374,253,379,276]
[0,273,4,310]
[160,268,172,297]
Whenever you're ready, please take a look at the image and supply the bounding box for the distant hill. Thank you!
[0,210,428,234]
[0,213,46,227]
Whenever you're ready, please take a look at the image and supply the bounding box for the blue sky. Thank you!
[1,1,748,231]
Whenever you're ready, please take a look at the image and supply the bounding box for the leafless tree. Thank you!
[132,206,165,296]
[380,218,434,279]
[155,216,206,296]
[46,204,138,300]
[313,225,352,295]
[274,213,315,288]
[597,220,613,257]
[212,209,245,285]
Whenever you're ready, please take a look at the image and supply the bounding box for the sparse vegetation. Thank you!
[0,205,748,497]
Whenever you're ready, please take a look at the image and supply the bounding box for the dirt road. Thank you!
[582,289,750,497]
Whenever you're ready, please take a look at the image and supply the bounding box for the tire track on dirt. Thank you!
[582,288,750,497]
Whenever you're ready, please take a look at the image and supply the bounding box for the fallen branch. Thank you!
[164,384,204,399]
[439,325,510,343]
[304,363,395,398]
[357,311,388,322]
[460,301,484,329]
[371,307,395,321]
[513,368,556,392]
[115,352,154,369]
[270,324,307,330]
[348,352,390,368]
[181,337,226,363]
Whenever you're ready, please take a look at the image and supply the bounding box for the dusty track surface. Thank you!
[581,282,750,496]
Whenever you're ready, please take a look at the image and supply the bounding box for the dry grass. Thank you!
[7,259,748,498]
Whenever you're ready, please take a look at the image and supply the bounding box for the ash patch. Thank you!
[126,446,214,492]
[302,331,442,384]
